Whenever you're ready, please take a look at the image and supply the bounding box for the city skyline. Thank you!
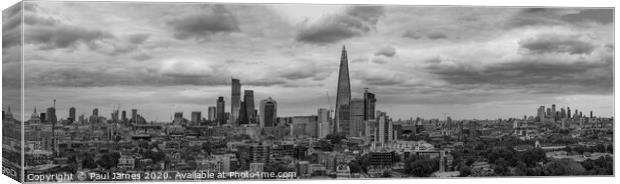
[2,2,614,121]
[1,2,615,181]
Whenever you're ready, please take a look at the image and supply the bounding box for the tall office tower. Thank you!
[546,108,551,119]
[239,101,247,124]
[579,112,583,118]
[231,78,241,125]
[46,107,57,124]
[350,98,365,137]
[217,96,226,125]
[131,109,138,124]
[537,106,545,122]
[259,97,277,128]
[377,111,392,145]
[92,108,99,117]
[68,107,76,123]
[191,111,202,125]
[590,111,593,118]
[208,106,217,121]
[560,108,566,119]
[335,45,352,136]
[363,89,376,120]
[318,108,332,138]
[551,104,556,121]
[121,110,127,123]
[567,107,571,118]
[243,90,256,124]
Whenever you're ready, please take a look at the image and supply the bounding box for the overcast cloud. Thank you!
[5,2,612,121]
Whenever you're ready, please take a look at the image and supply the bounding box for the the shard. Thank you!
[335,45,351,136]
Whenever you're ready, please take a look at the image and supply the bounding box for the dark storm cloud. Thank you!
[374,46,396,57]
[25,25,113,50]
[426,57,612,94]
[519,33,595,55]
[427,32,448,40]
[2,3,22,49]
[127,33,151,44]
[296,6,384,44]
[167,5,240,41]
[561,9,613,24]
[504,8,564,29]
[24,14,58,26]
[402,30,421,39]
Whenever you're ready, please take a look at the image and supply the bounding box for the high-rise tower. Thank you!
[231,78,241,126]
[259,97,277,128]
[217,96,226,125]
[335,45,352,136]
[244,90,256,124]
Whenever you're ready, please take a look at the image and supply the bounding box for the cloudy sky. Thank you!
[3,1,613,121]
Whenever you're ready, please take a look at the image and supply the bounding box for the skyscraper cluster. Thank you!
[536,104,594,122]
[205,78,276,128]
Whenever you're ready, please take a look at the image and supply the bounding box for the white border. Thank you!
[0,1,617,184]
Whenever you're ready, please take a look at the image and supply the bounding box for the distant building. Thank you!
[231,78,241,125]
[318,108,331,138]
[131,109,138,124]
[537,106,545,122]
[208,106,216,121]
[68,107,76,123]
[173,112,183,124]
[217,96,226,125]
[121,110,127,123]
[46,107,57,124]
[291,116,319,138]
[363,89,376,120]
[259,97,277,128]
[551,104,556,121]
[377,111,393,145]
[243,90,256,124]
[368,152,395,166]
[191,111,201,125]
[350,98,365,137]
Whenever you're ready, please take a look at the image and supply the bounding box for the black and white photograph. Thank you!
[1,0,616,183]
